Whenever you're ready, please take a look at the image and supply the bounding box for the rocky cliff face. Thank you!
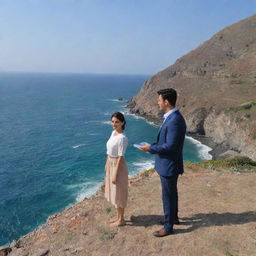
[128,15,256,160]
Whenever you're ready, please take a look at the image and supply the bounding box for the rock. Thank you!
[10,240,22,249]
[0,246,11,256]
[61,247,71,252]
[7,248,28,256]
[47,214,58,221]
[186,108,209,135]
[31,249,49,256]
[118,98,123,101]
[218,150,242,159]
[71,247,84,254]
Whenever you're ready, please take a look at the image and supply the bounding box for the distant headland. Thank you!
[128,15,256,161]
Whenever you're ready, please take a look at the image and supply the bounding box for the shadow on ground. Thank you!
[128,211,256,233]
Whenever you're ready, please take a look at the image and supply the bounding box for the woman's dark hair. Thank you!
[157,88,177,107]
[111,112,126,130]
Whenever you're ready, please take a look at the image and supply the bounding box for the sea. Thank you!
[0,72,212,246]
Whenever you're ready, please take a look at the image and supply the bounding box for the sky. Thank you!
[0,0,255,75]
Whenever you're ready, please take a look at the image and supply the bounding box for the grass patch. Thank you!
[143,168,155,176]
[226,101,256,113]
[64,232,76,242]
[106,207,112,214]
[199,156,256,172]
[137,168,156,179]
[225,249,239,256]
[230,79,243,84]
[184,161,198,168]
[99,229,117,241]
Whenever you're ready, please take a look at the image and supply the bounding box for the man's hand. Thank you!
[140,143,151,152]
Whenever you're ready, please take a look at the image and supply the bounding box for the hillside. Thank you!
[128,15,256,160]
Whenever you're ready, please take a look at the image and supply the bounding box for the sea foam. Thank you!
[87,132,100,136]
[75,181,102,202]
[102,121,112,125]
[186,136,212,160]
[125,108,212,160]
[72,144,86,149]
[130,160,155,175]
[107,99,127,102]
[122,109,159,127]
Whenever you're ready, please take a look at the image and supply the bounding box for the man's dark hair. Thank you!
[157,88,177,107]
[111,112,126,130]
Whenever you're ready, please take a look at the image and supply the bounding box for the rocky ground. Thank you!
[2,163,256,256]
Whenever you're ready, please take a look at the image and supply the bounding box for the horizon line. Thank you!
[0,70,152,77]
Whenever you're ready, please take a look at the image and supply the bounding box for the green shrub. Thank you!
[199,156,256,171]
[226,101,256,113]
[106,207,112,214]
[143,168,155,176]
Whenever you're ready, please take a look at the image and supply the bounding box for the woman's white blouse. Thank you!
[106,131,128,157]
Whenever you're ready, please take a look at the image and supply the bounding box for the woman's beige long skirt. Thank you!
[105,156,128,208]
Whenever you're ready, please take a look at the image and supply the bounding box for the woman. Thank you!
[105,112,128,227]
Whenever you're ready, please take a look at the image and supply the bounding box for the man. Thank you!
[140,88,186,237]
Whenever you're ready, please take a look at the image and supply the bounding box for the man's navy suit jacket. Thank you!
[149,109,186,177]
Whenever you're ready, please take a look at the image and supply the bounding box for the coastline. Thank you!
[0,113,214,248]
[186,133,229,160]
[0,103,213,248]
[2,108,255,254]
[126,108,228,160]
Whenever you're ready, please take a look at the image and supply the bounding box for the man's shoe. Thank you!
[174,219,180,225]
[153,228,173,237]
[159,219,180,225]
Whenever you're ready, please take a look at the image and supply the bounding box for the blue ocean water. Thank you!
[0,72,211,246]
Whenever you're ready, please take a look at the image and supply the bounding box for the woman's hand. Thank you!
[112,177,117,184]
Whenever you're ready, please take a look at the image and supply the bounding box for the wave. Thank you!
[122,106,212,161]
[73,108,85,111]
[122,109,159,127]
[102,121,112,125]
[107,99,126,102]
[85,120,111,125]
[70,161,155,203]
[186,136,212,160]
[71,144,86,149]
[103,112,113,116]
[130,160,154,175]
[87,132,100,136]
[74,181,102,202]
[84,120,100,124]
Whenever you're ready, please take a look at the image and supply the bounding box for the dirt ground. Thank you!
[6,164,256,256]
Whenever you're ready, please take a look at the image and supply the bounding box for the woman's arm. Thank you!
[104,156,109,172]
[112,156,124,184]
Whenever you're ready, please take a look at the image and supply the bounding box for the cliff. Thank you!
[1,163,256,256]
[128,15,256,160]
